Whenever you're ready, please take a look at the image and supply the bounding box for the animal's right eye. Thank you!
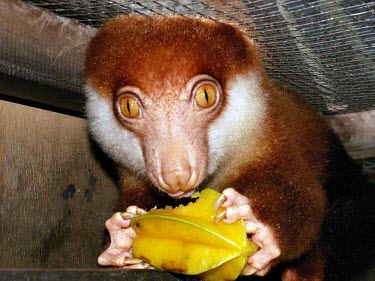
[119,96,140,118]
[194,84,217,108]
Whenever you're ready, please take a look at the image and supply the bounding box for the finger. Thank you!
[97,248,132,266]
[126,205,147,215]
[247,244,280,271]
[105,212,131,232]
[221,188,250,207]
[223,204,252,223]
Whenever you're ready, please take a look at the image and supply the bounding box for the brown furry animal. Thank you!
[85,15,375,280]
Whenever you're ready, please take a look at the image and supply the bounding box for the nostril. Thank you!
[157,174,172,192]
[158,167,197,193]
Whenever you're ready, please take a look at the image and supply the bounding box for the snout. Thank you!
[157,164,198,198]
[147,143,205,198]
[143,119,209,199]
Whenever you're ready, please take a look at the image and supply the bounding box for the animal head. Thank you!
[85,15,267,198]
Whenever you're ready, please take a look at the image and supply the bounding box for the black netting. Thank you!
[3,0,375,114]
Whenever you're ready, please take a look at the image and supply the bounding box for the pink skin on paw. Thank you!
[216,188,281,276]
[97,206,154,269]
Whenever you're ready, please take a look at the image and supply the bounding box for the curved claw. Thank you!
[127,261,155,270]
[214,192,229,223]
[123,258,144,265]
[126,205,148,216]
[121,212,137,220]
[214,193,227,211]
[242,265,257,276]
[214,210,227,223]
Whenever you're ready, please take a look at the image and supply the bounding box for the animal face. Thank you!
[85,15,266,197]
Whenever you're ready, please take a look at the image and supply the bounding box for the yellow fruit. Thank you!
[130,188,258,280]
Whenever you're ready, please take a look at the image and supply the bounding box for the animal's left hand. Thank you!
[215,188,281,276]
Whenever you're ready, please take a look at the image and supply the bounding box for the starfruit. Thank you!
[130,188,258,281]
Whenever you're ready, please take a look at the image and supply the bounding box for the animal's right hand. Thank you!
[97,207,153,269]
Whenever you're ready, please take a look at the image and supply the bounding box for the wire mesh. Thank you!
[2,0,375,115]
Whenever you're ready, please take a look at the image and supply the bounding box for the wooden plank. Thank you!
[0,267,373,281]
[0,73,84,114]
[0,99,118,268]
[327,110,375,154]
[348,147,375,160]
[0,268,187,281]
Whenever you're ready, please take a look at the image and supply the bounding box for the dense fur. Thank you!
[85,15,263,98]
[85,15,375,280]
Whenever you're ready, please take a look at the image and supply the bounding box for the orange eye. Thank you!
[119,96,140,118]
[194,84,217,108]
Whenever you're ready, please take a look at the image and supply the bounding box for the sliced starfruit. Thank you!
[130,188,258,281]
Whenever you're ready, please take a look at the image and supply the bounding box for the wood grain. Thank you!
[0,99,117,268]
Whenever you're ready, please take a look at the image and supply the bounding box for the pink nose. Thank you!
[157,166,198,196]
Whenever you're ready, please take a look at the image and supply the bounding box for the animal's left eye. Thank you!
[194,84,217,108]
[119,96,140,118]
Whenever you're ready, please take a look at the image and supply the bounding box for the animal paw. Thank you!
[215,188,281,276]
[97,206,153,269]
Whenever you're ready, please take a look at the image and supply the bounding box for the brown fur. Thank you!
[86,15,334,280]
[85,15,263,99]
[282,244,325,281]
